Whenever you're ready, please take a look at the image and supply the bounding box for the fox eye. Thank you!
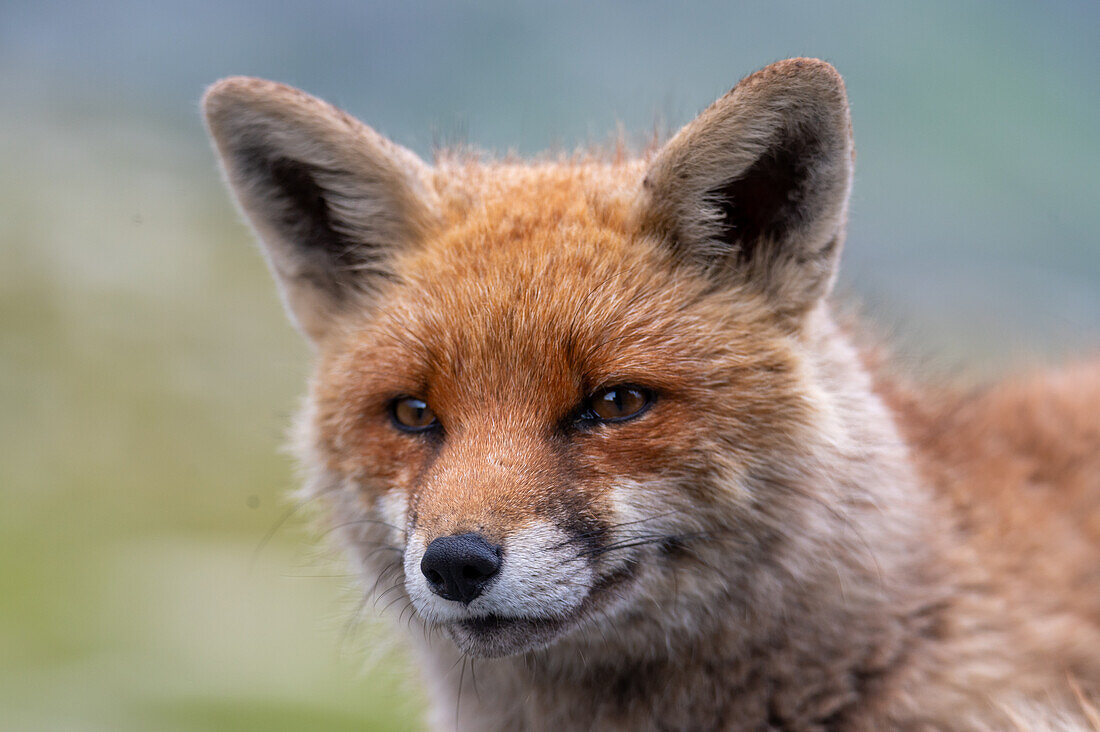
[391,397,438,432]
[583,385,652,424]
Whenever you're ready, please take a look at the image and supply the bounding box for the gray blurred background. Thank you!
[2,1,1097,730]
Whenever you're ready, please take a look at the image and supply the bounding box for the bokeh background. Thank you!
[2,1,1098,729]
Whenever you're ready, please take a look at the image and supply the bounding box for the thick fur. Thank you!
[203,59,1100,730]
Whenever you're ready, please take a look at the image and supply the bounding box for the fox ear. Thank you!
[637,58,854,321]
[203,77,438,343]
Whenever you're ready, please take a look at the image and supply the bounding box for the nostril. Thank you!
[420,533,503,604]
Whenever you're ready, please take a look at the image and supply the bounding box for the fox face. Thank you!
[204,59,870,660]
[306,171,823,656]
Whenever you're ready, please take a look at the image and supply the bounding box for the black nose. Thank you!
[420,533,502,604]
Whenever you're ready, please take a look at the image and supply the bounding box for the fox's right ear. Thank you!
[203,77,438,344]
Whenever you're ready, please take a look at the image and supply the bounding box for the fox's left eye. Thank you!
[391,396,439,432]
[582,385,653,424]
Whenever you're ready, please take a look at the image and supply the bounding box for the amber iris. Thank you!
[391,397,438,431]
[586,386,651,423]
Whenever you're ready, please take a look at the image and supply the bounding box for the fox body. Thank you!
[203,60,1100,730]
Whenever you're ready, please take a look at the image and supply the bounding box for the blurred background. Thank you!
[2,1,1097,729]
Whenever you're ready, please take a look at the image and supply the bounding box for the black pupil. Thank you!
[401,398,430,425]
[591,387,645,421]
[604,389,626,413]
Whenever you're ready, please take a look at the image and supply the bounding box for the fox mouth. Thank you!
[447,613,574,657]
[441,568,633,658]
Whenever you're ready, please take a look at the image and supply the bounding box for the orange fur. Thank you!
[204,59,1100,730]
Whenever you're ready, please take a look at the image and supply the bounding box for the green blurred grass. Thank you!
[0,109,425,730]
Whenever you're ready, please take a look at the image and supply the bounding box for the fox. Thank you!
[202,58,1100,730]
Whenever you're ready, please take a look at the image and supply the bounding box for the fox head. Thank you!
[204,59,908,660]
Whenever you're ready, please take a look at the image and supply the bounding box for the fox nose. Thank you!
[420,533,503,604]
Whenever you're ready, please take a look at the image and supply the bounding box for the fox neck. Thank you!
[413,308,945,730]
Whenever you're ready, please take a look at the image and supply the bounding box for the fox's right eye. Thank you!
[391,397,439,432]
[579,385,653,425]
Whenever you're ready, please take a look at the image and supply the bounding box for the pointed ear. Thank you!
[202,77,438,343]
[637,58,854,321]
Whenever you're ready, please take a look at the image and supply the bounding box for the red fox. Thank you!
[203,59,1100,730]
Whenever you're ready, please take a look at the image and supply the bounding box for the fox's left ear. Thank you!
[637,58,854,322]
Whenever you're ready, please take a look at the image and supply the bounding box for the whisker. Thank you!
[470,657,480,701]
[579,531,715,558]
[316,517,403,543]
[400,599,417,628]
[550,510,685,549]
[372,577,406,609]
[455,655,468,727]
[338,590,372,656]
[363,545,404,560]
[379,588,410,616]
[249,481,343,572]
[365,560,403,598]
